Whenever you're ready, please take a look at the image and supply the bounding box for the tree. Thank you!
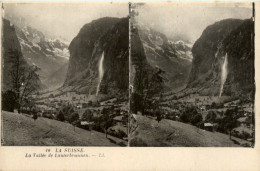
[100,113,114,138]
[7,49,40,113]
[155,110,162,123]
[56,110,65,121]
[222,108,239,139]
[58,104,74,121]
[82,109,93,121]
[211,102,217,109]
[2,90,16,112]
[180,112,189,123]
[143,68,165,116]
[69,112,80,131]
[131,67,165,117]
[205,111,217,123]
[180,106,202,126]
[191,113,203,126]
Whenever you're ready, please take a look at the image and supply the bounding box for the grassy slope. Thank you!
[130,114,248,147]
[1,111,126,146]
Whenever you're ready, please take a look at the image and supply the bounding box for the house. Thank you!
[113,116,123,122]
[80,121,94,130]
[204,123,218,132]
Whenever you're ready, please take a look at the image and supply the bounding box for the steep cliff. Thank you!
[187,19,254,97]
[221,19,254,97]
[64,17,129,95]
[2,19,22,90]
[2,19,42,91]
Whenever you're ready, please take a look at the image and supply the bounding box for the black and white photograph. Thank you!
[1,2,129,146]
[0,2,256,148]
[129,2,255,147]
[1,1,260,170]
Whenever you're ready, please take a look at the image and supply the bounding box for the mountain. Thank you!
[63,17,129,96]
[135,25,192,91]
[2,19,42,91]
[14,25,69,89]
[4,14,70,90]
[187,18,254,98]
[44,63,69,90]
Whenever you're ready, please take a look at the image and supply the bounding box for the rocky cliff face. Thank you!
[187,19,254,97]
[2,19,22,90]
[13,25,69,89]
[64,17,129,95]
[136,25,192,91]
[221,19,254,97]
[2,19,42,91]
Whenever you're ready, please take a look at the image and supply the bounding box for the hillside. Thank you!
[129,114,249,147]
[1,111,126,146]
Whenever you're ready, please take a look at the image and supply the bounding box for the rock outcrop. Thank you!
[187,19,254,97]
[64,17,129,96]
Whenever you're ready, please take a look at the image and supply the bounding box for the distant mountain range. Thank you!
[133,25,193,91]
[4,15,69,90]
[3,15,254,99]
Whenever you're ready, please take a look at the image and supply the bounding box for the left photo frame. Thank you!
[1,2,129,146]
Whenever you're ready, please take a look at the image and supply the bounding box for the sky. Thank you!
[3,2,128,42]
[134,2,253,42]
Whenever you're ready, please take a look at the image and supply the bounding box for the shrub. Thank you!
[82,109,93,121]
[69,112,79,124]
[180,113,189,123]
[58,104,74,121]
[56,111,65,121]
[191,114,203,126]
[205,111,217,123]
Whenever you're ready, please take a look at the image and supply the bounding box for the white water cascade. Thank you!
[219,53,228,97]
[96,51,105,96]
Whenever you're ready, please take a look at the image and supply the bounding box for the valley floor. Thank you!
[130,114,250,147]
[1,111,126,146]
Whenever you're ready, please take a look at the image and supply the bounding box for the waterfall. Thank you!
[219,53,228,97]
[96,51,105,96]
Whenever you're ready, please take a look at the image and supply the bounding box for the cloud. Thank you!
[134,2,253,42]
[4,2,128,42]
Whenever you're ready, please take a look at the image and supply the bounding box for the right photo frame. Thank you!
[129,2,255,147]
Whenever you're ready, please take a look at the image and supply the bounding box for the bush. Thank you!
[180,113,189,123]
[69,112,79,124]
[130,137,148,147]
[205,111,217,123]
[191,114,203,126]
[82,109,93,121]
[156,110,162,122]
[58,104,74,121]
[180,106,200,124]
[57,111,65,121]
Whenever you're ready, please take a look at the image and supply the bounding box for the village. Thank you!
[22,90,129,141]
[159,91,254,144]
